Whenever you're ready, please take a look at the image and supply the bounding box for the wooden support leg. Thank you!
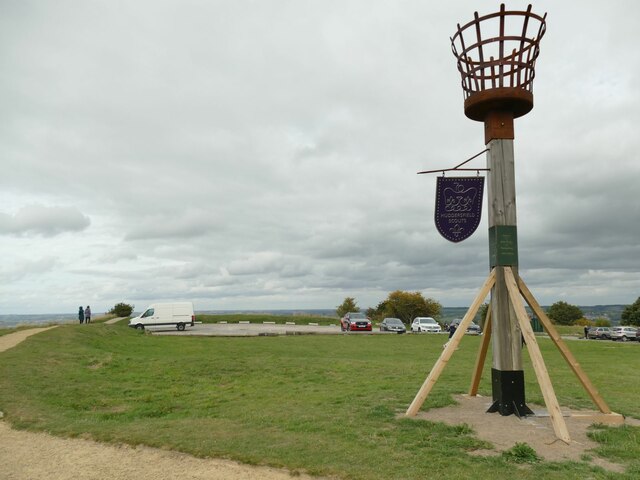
[504,267,571,444]
[405,269,495,417]
[469,304,492,396]
[516,276,612,414]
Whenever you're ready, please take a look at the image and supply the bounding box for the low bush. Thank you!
[108,303,134,317]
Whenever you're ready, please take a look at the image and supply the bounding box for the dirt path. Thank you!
[0,422,322,480]
[0,326,58,352]
[0,327,323,480]
[104,316,126,325]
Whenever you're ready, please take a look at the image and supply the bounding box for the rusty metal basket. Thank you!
[450,4,547,121]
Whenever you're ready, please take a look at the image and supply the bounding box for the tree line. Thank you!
[336,291,441,324]
[336,294,640,327]
[544,298,640,327]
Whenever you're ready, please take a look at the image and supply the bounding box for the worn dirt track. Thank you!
[0,421,321,480]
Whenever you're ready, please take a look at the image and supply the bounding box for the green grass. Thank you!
[553,325,585,337]
[502,442,541,464]
[0,323,639,479]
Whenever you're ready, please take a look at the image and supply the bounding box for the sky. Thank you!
[2,1,640,314]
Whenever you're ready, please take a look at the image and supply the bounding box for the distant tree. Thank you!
[477,303,490,330]
[574,317,593,327]
[621,297,640,326]
[546,301,583,326]
[365,303,381,322]
[336,297,359,318]
[109,302,134,317]
[378,291,441,325]
[594,318,612,327]
[366,300,389,323]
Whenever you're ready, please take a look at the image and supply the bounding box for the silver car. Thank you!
[610,326,637,342]
[380,317,407,334]
[587,327,611,340]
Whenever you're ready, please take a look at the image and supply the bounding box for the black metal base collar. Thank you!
[487,368,534,417]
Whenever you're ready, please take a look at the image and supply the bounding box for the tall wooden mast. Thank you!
[451,3,547,415]
[407,6,618,444]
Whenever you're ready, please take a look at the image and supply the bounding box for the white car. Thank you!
[610,326,637,342]
[411,317,442,333]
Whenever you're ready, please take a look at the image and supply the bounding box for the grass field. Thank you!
[0,320,638,479]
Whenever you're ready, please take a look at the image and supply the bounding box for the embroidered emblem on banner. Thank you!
[435,176,484,242]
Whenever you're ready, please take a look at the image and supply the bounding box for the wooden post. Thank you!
[444,1,551,419]
[486,135,532,416]
[405,270,495,416]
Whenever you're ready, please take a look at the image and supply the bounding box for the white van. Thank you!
[128,302,195,331]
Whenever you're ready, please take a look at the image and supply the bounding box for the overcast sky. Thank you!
[2,1,639,314]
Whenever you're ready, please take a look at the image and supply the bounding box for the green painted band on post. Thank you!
[489,225,518,267]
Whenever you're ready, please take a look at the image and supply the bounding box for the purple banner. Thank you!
[435,176,484,243]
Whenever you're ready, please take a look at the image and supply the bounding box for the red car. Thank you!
[340,312,372,332]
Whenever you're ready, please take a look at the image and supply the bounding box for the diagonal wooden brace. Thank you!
[405,269,495,417]
[469,304,492,396]
[504,267,571,444]
[516,276,611,414]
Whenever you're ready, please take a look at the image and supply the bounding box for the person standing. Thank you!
[443,322,457,349]
[84,305,91,323]
[448,322,457,339]
[78,306,85,324]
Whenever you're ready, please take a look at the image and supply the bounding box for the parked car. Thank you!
[466,322,483,335]
[587,327,611,340]
[450,319,482,335]
[340,312,372,332]
[380,317,406,334]
[411,317,442,333]
[610,326,638,342]
[637,328,640,341]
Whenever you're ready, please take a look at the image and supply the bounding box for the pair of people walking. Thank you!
[78,305,92,324]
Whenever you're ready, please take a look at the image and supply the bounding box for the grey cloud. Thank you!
[0,205,90,237]
[98,249,138,264]
[124,210,220,241]
[0,256,58,282]
[225,252,309,277]
[3,1,640,313]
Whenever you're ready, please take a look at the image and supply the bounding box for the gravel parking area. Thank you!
[150,322,354,336]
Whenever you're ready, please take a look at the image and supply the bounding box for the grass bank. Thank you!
[0,323,638,479]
